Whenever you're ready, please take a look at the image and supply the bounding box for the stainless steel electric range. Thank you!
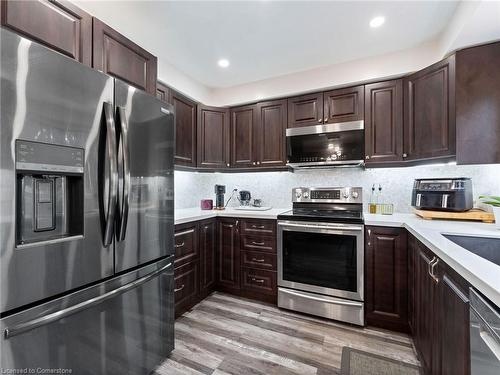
[277,187,364,326]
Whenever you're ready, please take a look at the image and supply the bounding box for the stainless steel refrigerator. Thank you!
[0,28,175,374]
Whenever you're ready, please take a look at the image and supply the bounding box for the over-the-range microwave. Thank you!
[286,120,364,169]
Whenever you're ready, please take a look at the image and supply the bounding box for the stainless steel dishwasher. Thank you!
[470,288,500,375]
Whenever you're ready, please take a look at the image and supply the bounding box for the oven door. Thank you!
[278,220,364,301]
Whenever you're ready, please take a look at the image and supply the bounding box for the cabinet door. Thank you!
[435,266,470,375]
[456,42,500,165]
[199,219,216,297]
[216,218,240,293]
[404,55,456,161]
[324,85,364,124]
[172,90,197,167]
[156,81,171,104]
[197,105,230,169]
[287,92,324,128]
[364,80,403,165]
[1,0,92,66]
[256,99,287,167]
[407,235,417,334]
[93,18,157,94]
[365,226,408,332]
[174,261,199,318]
[414,246,437,374]
[230,105,257,168]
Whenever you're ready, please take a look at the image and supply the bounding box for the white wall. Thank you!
[175,164,500,213]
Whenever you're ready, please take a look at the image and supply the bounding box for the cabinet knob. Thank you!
[257,161,261,165]
[402,153,408,158]
[318,119,322,123]
[365,155,370,160]
[324,118,328,123]
[226,163,230,167]
[253,162,256,165]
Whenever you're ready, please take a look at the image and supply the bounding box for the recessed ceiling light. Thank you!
[218,59,230,68]
[369,16,385,28]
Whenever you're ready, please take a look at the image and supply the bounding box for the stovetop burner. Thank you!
[278,187,364,224]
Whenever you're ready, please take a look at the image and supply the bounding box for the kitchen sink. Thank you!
[443,234,500,267]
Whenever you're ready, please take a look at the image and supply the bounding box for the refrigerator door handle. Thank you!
[117,107,130,241]
[102,102,118,247]
[4,261,172,339]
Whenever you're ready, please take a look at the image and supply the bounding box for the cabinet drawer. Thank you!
[241,268,277,296]
[174,223,198,267]
[241,235,276,253]
[174,261,199,317]
[241,250,277,270]
[240,219,276,236]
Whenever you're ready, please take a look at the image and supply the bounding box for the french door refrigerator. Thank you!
[0,28,175,374]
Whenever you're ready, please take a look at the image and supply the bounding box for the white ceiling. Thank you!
[76,1,460,89]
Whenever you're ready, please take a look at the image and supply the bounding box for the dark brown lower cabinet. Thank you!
[434,264,470,375]
[408,234,471,375]
[216,218,241,294]
[174,261,199,318]
[365,226,409,332]
[199,219,216,298]
[240,267,277,304]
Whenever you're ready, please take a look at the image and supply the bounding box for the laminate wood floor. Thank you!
[154,292,419,375]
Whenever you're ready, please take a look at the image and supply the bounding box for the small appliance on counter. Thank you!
[238,190,252,206]
[411,178,473,212]
[214,185,226,210]
[200,199,213,210]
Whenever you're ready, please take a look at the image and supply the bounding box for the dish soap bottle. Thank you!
[376,184,383,214]
[369,184,377,214]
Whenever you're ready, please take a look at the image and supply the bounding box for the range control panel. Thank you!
[16,140,84,174]
[292,187,362,204]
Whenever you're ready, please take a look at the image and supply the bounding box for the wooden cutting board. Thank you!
[414,209,495,223]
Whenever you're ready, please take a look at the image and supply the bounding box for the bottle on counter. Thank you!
[376,184,383,214]
[369,184,377,214]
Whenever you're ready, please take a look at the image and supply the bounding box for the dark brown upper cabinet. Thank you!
[287,92,324,128]
[1,0,92,66]
[172,90,197,168]
[256,99,287,167]
[156,81,171,104]
[365,226,408,333]
[456,41,500,165]
[230,104,258,168]
[93,18,157,95]
[364,80,404,166]
[404,55,456,162]
[324,85,364,124]
[197,105,230,169]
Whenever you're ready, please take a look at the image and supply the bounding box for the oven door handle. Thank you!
[278,222,363,232]
[279,288,363,308]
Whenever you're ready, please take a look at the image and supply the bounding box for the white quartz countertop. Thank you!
[175,207,500,306]
[174,207,290,225]
[365,213,500,307]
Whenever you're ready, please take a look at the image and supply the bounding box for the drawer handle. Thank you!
[251,258,265,263]
[251,225,266,229]
[251,277,265,284]
[251,241,265,246]
[175,242,185,248]
[174,284,185,292]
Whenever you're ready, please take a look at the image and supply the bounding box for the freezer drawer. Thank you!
[0,257,174,375]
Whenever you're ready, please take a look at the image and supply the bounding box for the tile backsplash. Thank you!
[174,164,500,213]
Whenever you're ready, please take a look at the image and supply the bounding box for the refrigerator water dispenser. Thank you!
[15,140,84,246]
